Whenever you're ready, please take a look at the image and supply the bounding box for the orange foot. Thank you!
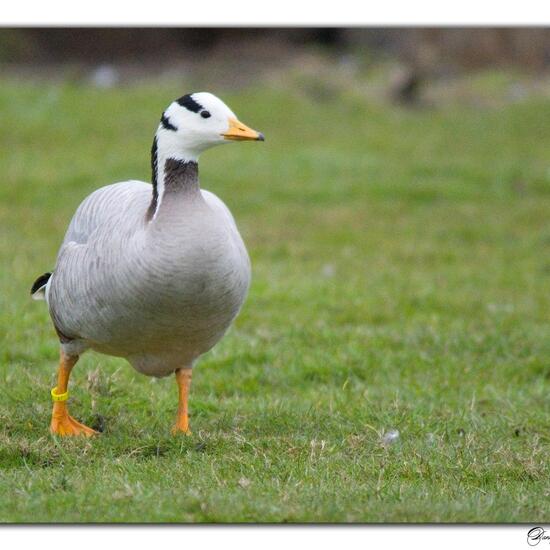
[171,423,192,436]
[50,413,98,437]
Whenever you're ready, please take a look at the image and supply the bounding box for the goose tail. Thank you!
[31,272,52,301]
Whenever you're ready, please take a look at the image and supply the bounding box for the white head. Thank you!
[148,92,264,221]
[155,92,264,162]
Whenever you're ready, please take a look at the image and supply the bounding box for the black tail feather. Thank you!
[31,272,52,295]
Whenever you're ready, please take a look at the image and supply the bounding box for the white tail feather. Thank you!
[31,286,47,300]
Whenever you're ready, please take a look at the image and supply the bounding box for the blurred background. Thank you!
[2,28,550,102]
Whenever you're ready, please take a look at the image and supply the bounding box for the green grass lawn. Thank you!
[1,76,550,522]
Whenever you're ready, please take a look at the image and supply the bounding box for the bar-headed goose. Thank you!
[31,92,264,436]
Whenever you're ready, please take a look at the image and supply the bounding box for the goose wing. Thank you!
[61,180,151,247]
[44,181,152,338]
[32,181,152,303]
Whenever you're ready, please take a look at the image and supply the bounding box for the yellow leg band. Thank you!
[51,387,69,402]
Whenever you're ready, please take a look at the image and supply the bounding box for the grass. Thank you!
[1,74,550,522]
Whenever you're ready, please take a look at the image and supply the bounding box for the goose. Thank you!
[31,92,264,436]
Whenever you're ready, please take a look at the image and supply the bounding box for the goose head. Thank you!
[155,92,264,162]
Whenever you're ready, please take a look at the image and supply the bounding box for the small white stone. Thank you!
[382,429,400,446]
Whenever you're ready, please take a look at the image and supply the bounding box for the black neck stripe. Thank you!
[176,94,203,113]
[146,136,159,221]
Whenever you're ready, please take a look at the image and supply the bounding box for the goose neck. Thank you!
[147,138,200,221]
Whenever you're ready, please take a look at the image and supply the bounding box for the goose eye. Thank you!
[201,111,211,119]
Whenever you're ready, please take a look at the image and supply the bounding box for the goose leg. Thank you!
[50,350,98,437]
[172,368,192,435]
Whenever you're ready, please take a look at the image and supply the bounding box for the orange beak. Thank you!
[223,118,265,142]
